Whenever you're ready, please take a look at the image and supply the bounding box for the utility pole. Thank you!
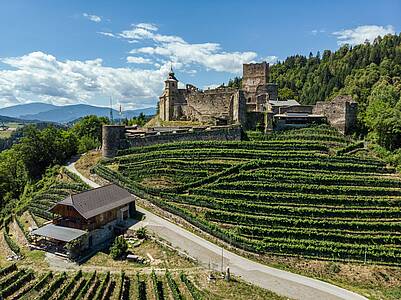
[221,246,224,273]
[119,103,123,125]
[109,96,114,124]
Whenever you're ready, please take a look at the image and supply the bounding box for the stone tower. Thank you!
[159,67,179,121]
[242,61,269,94]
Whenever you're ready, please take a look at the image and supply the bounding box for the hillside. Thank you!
[270,34,401,106]
[0,103,156,123]
[95,125,401,265]
[0,166,279,300]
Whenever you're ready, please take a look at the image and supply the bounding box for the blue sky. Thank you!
[0,0,400,109]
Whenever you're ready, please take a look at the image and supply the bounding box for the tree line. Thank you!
[0,115,109,221]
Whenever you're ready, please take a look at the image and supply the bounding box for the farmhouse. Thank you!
[31,184,136,257]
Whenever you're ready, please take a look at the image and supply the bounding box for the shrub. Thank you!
[110,236,128,260]
[136,227,148,240]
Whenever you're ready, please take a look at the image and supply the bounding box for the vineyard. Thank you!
[94,125,401,265]
[0,263,275,300]
[27,167,90,222]
[0,264,195,300]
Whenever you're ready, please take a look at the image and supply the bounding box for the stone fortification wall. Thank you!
[313,96,357,134]
[184,87,236,122]
[102,125,242,157]
[256,83,278,100]
[126,126,242,148]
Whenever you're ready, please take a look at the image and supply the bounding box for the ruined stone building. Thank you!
[158,61,357,133]
[101,62,358,158]
[159,62,278,126]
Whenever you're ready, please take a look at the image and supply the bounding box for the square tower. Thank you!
[242,62,269,93]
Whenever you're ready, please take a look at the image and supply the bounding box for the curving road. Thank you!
[66,160,367,300]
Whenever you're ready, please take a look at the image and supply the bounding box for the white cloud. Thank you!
[117,23,260,73]
[261,56,278,64]
[126,56,153,64]
[0,51,169,109]
[83,13,102,23]
[136,23,158,31]
[311,29,325,35]
[333,25,395,45]
[98,31,116,38]
[0,22,278,108]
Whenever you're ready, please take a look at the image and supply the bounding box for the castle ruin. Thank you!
[101,62,357,157]
[159,62,277,127]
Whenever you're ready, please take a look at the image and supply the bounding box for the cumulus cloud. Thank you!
[0,22,278,108]
[333,25,395,45]
[0,51,168,108]
[83,13,102,23]
[126,56,153,64]
[118,23,259,73]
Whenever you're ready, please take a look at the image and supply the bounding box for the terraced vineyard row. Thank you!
[96,125,401,265]
[28,167,89,221]
[0,264,207,300]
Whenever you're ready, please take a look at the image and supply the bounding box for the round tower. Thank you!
[102,125,126,158]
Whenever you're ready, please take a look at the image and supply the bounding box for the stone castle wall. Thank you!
[126,126,242,148]
[313,95,357,134]
[184,88,236,122]
[102,125,242,157]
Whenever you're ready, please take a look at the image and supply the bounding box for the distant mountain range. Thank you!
[0,103,156,123]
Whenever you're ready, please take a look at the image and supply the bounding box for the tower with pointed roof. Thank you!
[159,66,182,121]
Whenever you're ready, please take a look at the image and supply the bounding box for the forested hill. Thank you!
[270,34,401,106]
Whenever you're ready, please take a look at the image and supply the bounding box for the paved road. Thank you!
[66,161,367,300]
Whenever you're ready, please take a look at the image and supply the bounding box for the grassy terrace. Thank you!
[95,125,401,266]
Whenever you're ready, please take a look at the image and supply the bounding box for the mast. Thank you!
[109,96,114,124]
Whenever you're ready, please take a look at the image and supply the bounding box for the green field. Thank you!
[95,125,401,265]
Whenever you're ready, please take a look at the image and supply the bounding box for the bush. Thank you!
[136,227,148,240]
[110,236,128,260]
[78,135,100,154]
